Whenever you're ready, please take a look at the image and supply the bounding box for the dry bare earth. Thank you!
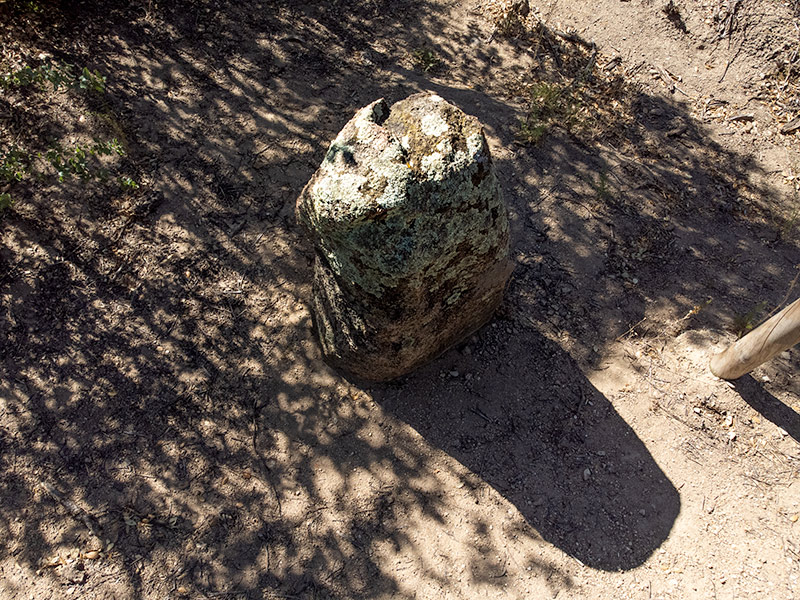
[1,0,799,599]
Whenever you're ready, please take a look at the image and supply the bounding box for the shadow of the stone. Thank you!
[372,324,680,571]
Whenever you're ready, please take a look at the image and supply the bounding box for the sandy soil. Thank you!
[1,0,799,598]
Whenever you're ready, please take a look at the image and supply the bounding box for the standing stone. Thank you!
[296,92,512,381]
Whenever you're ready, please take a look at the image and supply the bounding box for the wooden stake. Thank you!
[710,298,800,380]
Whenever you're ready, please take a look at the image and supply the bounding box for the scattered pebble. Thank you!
[583,468,591,481]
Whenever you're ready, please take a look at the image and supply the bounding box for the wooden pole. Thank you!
[710,297,800,380]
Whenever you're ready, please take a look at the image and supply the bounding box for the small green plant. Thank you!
[731,301,768,338]
[515,82,578,145]
[17,0,42,13]
[412,47,442,73]
[77,67,107,93]
[0,138,133,214]
[0,146,30,183]
[119,176,139,190]
[778,209,800,240]
[45,138,126,181]
[1,61,106,94]
[587,171,613,202]
[0,146,30,213]
[515,118,548,145]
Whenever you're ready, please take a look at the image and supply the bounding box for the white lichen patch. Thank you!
[466,132,485,155]
[420,151,445,176]
[436,138,453,156]
[312,173,368,221]
[421,112,449,136]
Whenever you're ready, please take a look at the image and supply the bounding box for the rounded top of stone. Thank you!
[383,92,484,161]
[297,93,491,230]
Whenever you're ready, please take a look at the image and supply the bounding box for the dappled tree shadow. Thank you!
[2,0,799,598]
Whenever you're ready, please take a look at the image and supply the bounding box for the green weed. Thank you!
[495,11,526,38]
[17,0,42,13]
[118,176,139,190]
[515,82,579,145]
[731,301,768,338]
[45,139,125,182]
[585,171,613,202]
[0,146,30,183]
[515,118,548,145]
[411,47,442,73]
[0,138,132,214]
[1,61,106,94]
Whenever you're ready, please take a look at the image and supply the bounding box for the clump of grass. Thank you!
[731,301,768,338]
[515,82,579,145]
[516,118,549,145]
[411,47,442,74]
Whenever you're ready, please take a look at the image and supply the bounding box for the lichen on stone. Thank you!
[296,93,512,380]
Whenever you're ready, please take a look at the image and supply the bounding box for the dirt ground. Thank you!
[1,0,800,598]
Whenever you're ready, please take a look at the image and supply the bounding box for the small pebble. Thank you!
[449,370,459,377]
[583,468,591,481]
